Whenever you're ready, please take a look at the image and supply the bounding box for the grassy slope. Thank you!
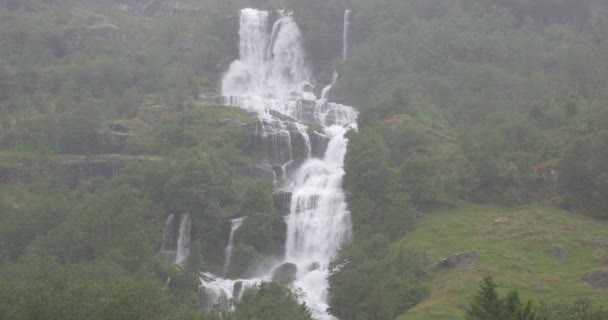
[398,204,608,320]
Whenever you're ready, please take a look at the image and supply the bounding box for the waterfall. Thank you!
[343,10,351,61]
[202,9,357,319]
[223,217,245,275]
[161,213,192,265]
[161,214,177,263]
[175,213,191,265]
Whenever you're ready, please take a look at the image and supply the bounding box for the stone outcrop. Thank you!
[108,120,133,142]
[0,155,161,186]
[547,245,567,261]
[0,167,23,184]
[273,191,292,212]
[307,262,320,272]
[113,0,201,15]
[438,251,478,269]
[583,270,608,289]
[272,263,297,283]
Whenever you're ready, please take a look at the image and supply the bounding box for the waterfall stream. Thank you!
[161,213,192,265]
[200,8,356,319]
[223,217,245,276]
[343,10,351,61]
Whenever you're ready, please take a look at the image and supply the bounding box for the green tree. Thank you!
[467,276,538,320]
[231,282,312,320]
[467,276,504,320]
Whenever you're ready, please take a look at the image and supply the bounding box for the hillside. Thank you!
[1,0,608,319]
[399,204,608,320]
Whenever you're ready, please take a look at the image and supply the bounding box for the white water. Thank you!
[175,213,191,265]
[343,10,351,61]
[201,9,357,319]
[162,213,192,265]
[223,217,245,275]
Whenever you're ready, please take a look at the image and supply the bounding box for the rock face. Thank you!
[0,155,161,186]
[0,167,23,184]
[113,0,201,15]
[583,270,608,289]
[273,191,292,213]
[307,262,321,272]
[271,263,297,283]
[233,281,243,298]
[108,120,132,143]
[64,26,115,53]
[438,251,478,269]
[547,245,567,261]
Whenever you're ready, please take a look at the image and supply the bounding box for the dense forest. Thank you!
[1,0,607,319]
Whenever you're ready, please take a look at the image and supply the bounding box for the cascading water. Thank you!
[162,213,192,265]
[223,217,245,275]
[175,213,192,265]
[200,8,356,320]
[343,10,351,61]
[161,213,177,263]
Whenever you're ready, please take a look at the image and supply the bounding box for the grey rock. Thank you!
[307,262,320,272]
[109,120,130,134]
[547,245,567,261]
[272,263,297,283]
[438,251,478,269]
[233,281,243,298]
[583,270,608,289]
[273,191,292,212]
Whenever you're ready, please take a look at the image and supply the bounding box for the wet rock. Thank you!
[438,251,478,269]
[272,263,297,283]
[583,270,608,289]
[273,191,292,212]
[233,281,243,298]
[310,130,329,159]
[271,219,287,257]
[307,262,320,272]
[547,245,567,261]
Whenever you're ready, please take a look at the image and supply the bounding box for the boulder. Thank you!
[0,167,24,184]
[273,191,292,212]
[109,120,130,134]
[233,281,243,298]
[108,120,132,142]
[307,262,321,272]
[272,263,297,283]
[438,251,478,269]
[547,245,567,261]
[583,270,608,289]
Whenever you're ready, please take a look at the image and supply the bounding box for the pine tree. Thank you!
[467,276,504,320]
[467,276,538,320]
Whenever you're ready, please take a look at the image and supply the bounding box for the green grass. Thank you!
[398,204,608,320]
